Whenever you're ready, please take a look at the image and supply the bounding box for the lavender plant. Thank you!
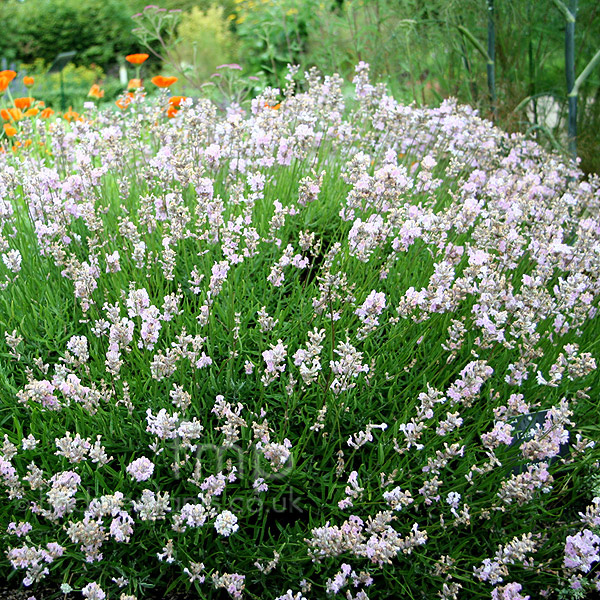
[0,63,600,600]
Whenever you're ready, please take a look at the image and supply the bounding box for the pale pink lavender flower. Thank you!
[275,590,308,600]
[81,582,106,600]
[383,486,414,511]
[157,539,176,563]
[132,489,171,521]
[183,561,205,583]
[55,431,91,463]
[261,339,288,385]
[126,456,155,482]
[256,438,292,471]
[105,250,121,273]
[66,335,89,363]
[491,583,530,600]
[44,471,81,520]
[347,423,387,449]
[146,408,179,439]
[338,471,364,509]
[109,511,134,542]
[481,421,514,449]
[21,435,38,450]
[355,290,386,338]
[253,477,269,493]
[212,572,245,599]
[579,497,600,527]
[195,352,213,368]
[139,305,162,350]
[172,502,212,532]
[355,290,386,320]
[564,529,600,572]
[200,472,228,497]
[214,510,239,536]
[6,521,32,537]
[6,543,62,586]
[126,288,150,319]
[330,340,369,394]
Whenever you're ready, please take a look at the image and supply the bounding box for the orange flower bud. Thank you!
[14,97,34,110]
[0,70,17,83]
[1,108,23,122]
[88,84,105,99]
[3,123,17,137]
[23,76,35,87]
[151,76,178,88]
[126,53,149,65]
[116,92,135,110]
[63,106,80,122]
[40,108,55,119]
[168,96,187,107]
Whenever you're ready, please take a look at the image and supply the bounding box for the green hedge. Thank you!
[0,0,137,70]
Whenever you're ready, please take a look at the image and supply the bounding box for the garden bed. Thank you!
[1,63,599,599]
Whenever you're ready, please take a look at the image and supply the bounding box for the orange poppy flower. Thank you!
[151,75,178,88]
[166,105,179,118]
[126,53,149,65]
[1,108,23,122]
[0,77,9,94]
[116,92,135,110]
[3,123,17,137]
[0,70,17,83]
[88,84,105,99]
[40,108,55,119]
[264,102,281,110]
[14,97,34,110]
[63,106,80,122]
[128,78,142,90]
[24,139,32,147]
[25,107,39,117]
[23,76,35,88]
[168,96,187,107]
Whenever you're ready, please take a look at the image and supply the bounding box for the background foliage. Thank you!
[0,0,136,69]
[0,0,598,167]
[176,5,237,82]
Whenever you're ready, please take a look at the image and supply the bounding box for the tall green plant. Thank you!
[176,5,237,84]
[552,0,600,162]
[559,0,578,159]
[487,0,497,120]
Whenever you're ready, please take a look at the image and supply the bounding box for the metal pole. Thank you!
[565,0,577,160]
[60,70,66,111]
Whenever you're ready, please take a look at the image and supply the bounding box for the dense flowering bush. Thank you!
[1,62,600,599]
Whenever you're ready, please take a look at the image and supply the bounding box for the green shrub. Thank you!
[0,0,137,70]
[231,0,322,83]
[20,61,123,112]
[176,5,238,83]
